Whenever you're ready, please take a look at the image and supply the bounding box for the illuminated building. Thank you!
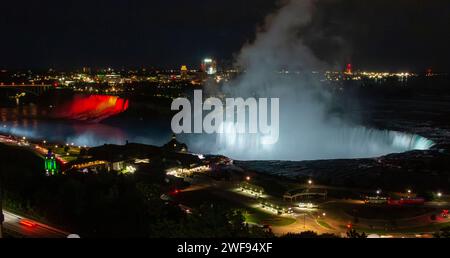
[82,67,91,74]
[201,58,217,75]
[163,134,188,153]
[180,65,188,79]
[45,150,58,175]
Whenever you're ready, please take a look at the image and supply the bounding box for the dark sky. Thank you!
[1,0,449,72]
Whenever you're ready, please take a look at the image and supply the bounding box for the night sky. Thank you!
[1,0,449,71]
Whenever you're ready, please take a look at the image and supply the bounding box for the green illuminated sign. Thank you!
[45,156,58,175]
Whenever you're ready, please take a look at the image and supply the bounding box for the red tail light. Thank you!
[20,220,37,227]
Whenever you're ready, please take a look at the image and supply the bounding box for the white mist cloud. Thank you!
[185,0,433,161]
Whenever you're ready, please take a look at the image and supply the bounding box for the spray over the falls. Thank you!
[183,0,434,160]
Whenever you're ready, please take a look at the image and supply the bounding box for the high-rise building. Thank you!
[82,67,91,74]
[201,58,217,75]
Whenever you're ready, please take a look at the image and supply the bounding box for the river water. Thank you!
[0,97,435,161]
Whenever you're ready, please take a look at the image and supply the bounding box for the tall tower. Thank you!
[344,63,353,75]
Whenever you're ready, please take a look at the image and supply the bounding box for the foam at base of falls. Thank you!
[186,125,435,161]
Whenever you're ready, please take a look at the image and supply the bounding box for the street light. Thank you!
[322,212,326,217]
[376,189,381,195]
[246,176,251,181]
[308,179,313,185]
[437,192,442,198]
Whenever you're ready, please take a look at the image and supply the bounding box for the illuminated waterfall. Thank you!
[52,94,129,122]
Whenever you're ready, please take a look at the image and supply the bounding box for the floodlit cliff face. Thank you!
[52,94,129,122]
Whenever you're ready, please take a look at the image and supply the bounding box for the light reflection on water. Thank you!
[0,105,172,147]
[0,105,435,161]
[0,119,176,148]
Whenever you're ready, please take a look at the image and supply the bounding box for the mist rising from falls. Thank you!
[184,0,435,161]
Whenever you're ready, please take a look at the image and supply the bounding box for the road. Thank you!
[2,210,70,238]
[0,135,73,238]
[271,212,335,236]
[0,134,69,164]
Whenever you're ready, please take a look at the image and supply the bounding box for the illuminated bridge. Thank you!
[0,83,55,96]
